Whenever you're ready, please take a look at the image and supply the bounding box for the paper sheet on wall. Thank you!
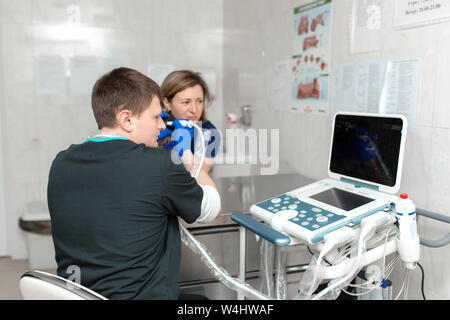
[350,0,382,54]
[291,0,332,115]
[394,0,450,28]
[270,60,291,111]
[36,55,66,95]
[332,57,420,131]
[69,56,99,95]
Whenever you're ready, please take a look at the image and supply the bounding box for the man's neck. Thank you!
[99,127,130,139]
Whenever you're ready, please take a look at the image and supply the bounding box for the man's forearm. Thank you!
[181,151,218,191]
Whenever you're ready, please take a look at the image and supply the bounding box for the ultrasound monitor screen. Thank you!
[329,114,404,187]
[310,188,374,211]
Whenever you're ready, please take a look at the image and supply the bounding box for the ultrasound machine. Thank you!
[231,112,414,299]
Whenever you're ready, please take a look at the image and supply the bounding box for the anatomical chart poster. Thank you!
[291,0,332,115]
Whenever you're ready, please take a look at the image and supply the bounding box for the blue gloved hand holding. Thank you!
[161,110,170,119]
[157,128,173,141]
[157,111,173,141]
[164,119,194,158]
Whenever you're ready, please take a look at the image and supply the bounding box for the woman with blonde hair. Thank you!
[158,70,221,173]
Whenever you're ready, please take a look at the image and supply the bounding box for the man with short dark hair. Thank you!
[48,67,221,299]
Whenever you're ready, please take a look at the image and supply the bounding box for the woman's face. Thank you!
[164,84,204,121]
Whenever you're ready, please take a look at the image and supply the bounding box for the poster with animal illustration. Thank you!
[291,0,332,115]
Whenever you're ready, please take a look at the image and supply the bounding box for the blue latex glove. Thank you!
[161,110,170,119]
[157,111,173,141]
[157,128,173,141]
[164,119,194,158]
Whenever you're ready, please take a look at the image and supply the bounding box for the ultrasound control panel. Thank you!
[249,179,395,244]
[255,194,347,232]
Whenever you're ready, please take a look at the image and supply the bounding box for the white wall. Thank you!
[1,0,448,300]
[0,0,224,260]
[0,14,7,256]
[223,0,449,299]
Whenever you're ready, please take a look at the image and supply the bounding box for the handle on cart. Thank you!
[231,212,291,247]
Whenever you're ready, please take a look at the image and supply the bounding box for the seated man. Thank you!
[47,67,221,300]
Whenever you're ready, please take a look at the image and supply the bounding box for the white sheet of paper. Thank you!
[270,60,291,111]
[332,57,420,131]
[69,56,98,95]
[394,0,450,28]
[350,0,382,54]
[36,55,66,95]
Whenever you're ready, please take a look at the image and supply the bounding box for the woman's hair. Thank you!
[160,70,212,122]
[91,67,161,129]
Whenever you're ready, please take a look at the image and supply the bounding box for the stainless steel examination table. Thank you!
[179,173,315,300]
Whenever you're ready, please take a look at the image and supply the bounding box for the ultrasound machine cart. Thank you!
[232,112,408,300]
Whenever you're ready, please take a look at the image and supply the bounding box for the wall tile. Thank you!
[31,0,75,26]
[433,21,450,129]
[0,0,32,24]
[400,127,432,209]
[427,128,450,215]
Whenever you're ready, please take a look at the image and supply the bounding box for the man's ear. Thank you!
[116,109,136,133]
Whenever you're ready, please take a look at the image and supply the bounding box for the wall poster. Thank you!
[350,0,382,54]
[331,56,421,132]
[291,0,332,115]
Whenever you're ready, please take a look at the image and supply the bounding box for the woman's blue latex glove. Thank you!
[157,111,173,141]
[164,119,194,158]
[161,110,170,119]
[157,128,173,141]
